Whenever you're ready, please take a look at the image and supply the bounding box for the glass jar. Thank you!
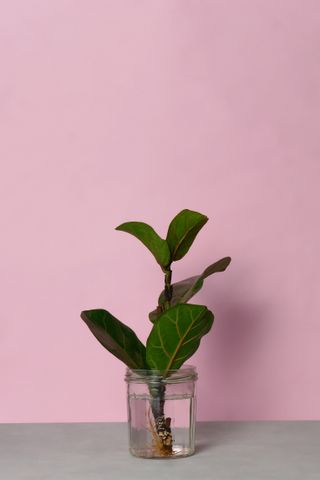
[125,365,197,459]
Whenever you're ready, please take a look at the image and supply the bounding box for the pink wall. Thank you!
[1,0,320,423]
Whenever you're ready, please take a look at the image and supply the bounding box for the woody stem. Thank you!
[149,379,172,452]
[163,267,173,309]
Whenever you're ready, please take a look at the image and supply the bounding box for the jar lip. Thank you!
[125,364,198,383]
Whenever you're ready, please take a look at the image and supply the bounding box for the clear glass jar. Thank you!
[125,364,197,459]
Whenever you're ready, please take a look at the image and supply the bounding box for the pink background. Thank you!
[1,1,320,423]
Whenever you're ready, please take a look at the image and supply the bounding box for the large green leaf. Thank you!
[166,209,208,261]
[148,257,231,322]
[146,304,214,374]
[81,309,147,369]
[115,221,171,268]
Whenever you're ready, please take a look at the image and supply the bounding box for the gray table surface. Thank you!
[0,421,319,479]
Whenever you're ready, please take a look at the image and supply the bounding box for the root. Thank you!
[147,408,175,457]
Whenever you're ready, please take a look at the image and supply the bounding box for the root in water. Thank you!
[147,408,175,457]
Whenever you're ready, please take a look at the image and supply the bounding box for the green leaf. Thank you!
[146,304,214,374]
[148,257,231,322]
[149,306,164,323]
[81,309,147,369]
[166,209,208,261]
[202,256,232,279]
[115,221,171,268]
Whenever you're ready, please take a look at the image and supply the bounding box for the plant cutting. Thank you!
[81,209,231,458]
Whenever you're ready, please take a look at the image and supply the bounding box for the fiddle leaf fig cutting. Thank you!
[80,208,231,454]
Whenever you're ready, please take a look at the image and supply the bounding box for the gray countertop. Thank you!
[0,421,319,479]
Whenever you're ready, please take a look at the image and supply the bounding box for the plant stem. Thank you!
[149,379,173,454]
[164,267,173,309]
[147,265,173,454]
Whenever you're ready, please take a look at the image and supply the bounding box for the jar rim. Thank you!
[125,364,197,383]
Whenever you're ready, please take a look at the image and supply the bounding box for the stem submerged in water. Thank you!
[149,378,173,454]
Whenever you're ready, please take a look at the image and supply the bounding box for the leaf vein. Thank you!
[164,308,205,375]
[156,322,171,359]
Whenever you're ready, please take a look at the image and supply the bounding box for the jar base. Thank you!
[129,445,195,459]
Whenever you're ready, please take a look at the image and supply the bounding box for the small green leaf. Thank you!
[115,221,171,268]
[146,304,214,375]
[202,256,232,279]
[81,309,147,369]
[166,209,208,261]
[148,257,231,322]
[149,306,164,323]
